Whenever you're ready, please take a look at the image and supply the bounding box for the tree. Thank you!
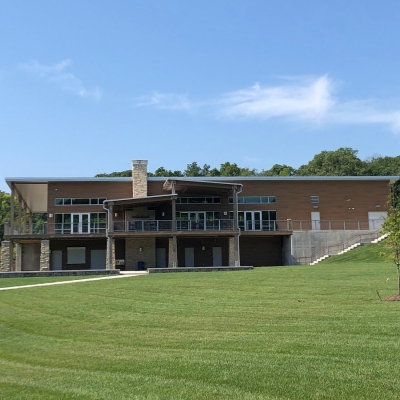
[260,164,296,176]
[296,148,365,176]
[381,180,400,296]
[364,155,400,176]
[0,191,11,241]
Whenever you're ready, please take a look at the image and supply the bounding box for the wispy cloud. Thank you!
[135,75,400,133]
[134,91,193,110]
[219,76,335,121]
[19,60,102,100]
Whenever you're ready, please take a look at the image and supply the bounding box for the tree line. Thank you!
[96,148,400,178]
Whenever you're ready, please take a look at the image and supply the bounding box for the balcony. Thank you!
[113,219,235,232]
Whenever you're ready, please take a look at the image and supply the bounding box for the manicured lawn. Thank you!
[0,242,399,399]
[0,275,110,289]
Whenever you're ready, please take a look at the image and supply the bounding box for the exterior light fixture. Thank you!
[375,204,381,208]
[202,246,205,251]
[139,247,143,252]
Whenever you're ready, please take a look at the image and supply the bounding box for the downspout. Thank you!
[235,184,243,266]
[103,201,112,270]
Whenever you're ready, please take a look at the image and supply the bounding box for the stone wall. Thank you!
[0,241,12,272]
[106,238,116,269]
[125,237,156,270]
[132,160,148,198]
[228,237,235,266]
[39,240,50,271]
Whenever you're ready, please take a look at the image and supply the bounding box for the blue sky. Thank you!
[1,0,400,192]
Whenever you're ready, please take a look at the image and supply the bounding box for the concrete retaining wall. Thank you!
[148,266,253,273]
[0,269,120,278]
[290,230,376,264]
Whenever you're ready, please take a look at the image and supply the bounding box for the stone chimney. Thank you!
[132,160,148,198]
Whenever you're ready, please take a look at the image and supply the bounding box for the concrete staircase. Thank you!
[309,232,387,265]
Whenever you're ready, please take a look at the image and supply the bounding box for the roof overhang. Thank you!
[5,180,48,213]
[104,194,178,208]
[163,179,241,195]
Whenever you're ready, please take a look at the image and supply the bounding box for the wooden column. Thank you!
[23,204,27,233]
[29,212,33,234]
[18,195,22,234]
[10,184,15,234]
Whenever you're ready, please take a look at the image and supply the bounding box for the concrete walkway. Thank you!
[0,271,148,291]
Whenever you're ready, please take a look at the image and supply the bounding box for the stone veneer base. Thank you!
[0,270,120,278]
[147,266,253,273]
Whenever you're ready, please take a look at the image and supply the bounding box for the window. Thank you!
[54,198,107,206]
[67,247,86,264]
[310,196,319,204]
[176,197,221,204]
[54,213,106,234]
[229,196,276,204]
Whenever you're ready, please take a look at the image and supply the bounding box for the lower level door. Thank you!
[212,247,222,266]
[368,211,387,230]
[185,247,195,267]
[311,212,320,230]
[91,249,106,269]
[52,250,62,270]
[156,248,167,268]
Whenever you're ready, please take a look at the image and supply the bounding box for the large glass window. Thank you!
[176,197,221,204]
[229,196,276,204]
[54,198,107,206]
[54,213,106,234]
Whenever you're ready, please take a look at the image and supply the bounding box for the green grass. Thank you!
[0,242,399,399]
[0,275,110,289]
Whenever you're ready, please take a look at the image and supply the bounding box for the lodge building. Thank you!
[1,160,397,272]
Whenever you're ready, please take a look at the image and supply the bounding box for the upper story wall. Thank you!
[45,177,391,221]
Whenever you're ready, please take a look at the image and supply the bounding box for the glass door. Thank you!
[71,214,90,234]
[189,212,206,230]
[244,211,262,231]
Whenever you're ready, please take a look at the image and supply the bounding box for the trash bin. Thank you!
[138,261,145,271]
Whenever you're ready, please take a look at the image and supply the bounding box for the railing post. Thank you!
[344,220,346,230]
[300,220,303,231]
[358,220,360,230]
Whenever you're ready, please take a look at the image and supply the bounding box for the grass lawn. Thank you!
[0,241,399,399]
[0,276,111,289]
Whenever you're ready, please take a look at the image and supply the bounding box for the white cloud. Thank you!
[134,75,400,133]
[19,60,102,100]
[219,76,335,120]
[134,91,193,110]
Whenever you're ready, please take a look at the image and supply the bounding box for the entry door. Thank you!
[185,248,195,267]
[212,247,222,266]
[368,211,387,230]
[72,214,90,233]
[311,212,321,230]
[91,249,106,269]
[189,212,205,230]
[244,211,261,231]
[156,248,166,268]
[52,250,62,270]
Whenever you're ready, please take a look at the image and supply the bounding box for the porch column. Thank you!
[168,236,178,268]
[23,204,27,233]
[18,194,22,234]
[232,185,240,266]
[106,238,116,269]
[40,240,50,271]
[0,240,13,272]
[10,184,15,234]
[29,212,33,234]
[228,237,235,266]
[15,243,22,271]
[169,181,178,268]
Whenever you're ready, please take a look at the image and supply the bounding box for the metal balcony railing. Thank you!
[3,219,385,236]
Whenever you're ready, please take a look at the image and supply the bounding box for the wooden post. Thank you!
[18,195,22,234]
[29,212,33,234]
[10,184,15,234]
